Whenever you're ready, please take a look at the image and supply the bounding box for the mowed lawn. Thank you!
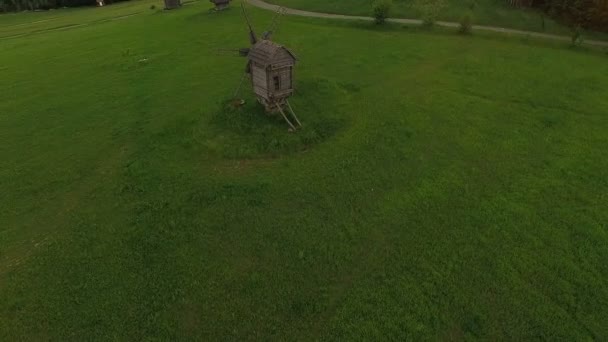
[1,1,608,339]
[0,0,155,39]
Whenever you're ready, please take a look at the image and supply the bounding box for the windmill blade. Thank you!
[241,2,257,45]
[215,48,243,56]
[262,6,285,40]
[215,48,250,57]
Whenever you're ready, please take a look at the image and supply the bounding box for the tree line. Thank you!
[0,0,126,12]
[509,0,607,31]
[1,0,606,33]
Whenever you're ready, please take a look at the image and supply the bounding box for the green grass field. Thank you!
[265,0,608,38]
[2,0,608,339]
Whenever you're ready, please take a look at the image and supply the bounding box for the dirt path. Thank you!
[247,0,608,48]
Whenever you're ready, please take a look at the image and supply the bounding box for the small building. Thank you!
[164,0,181,10]
[210,0,230,10]
[246,40,297,112]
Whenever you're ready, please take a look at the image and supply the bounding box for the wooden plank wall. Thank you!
[251,63,268,99]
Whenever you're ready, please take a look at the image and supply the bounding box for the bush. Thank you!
[571,25,584,47]
[459,13,473,34]
[413,0,447,27]
[372,0,392,25]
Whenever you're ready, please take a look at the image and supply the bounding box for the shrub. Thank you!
[540,12,545,31]
[459,13,473,34]
[372,0,392,25]
[150,4,156,9]
[571,25,584,47]
[413,0,447,27]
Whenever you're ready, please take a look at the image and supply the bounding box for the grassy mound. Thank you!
[206,78,349,158]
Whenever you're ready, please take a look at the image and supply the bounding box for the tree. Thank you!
[515,0,608,32]
[372,0,393,24]
[459,12,473,34]
[413,0,447,27]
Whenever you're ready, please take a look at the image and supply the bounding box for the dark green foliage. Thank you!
[265,0,608,37]
[540,12,546,31]
[529,0,608,32]
[459,12,473,34]
[0,0,129,12]
[372,0,392,24]
[413,0,447,27]
[60,0,96,7]
[571,24,584,46]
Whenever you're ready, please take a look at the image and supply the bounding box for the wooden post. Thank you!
[286,100,301,127]
[277,104,297,130]
[233,72,247,99]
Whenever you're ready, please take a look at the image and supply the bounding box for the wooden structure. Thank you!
[234,3,301,130]
[210,0,230,11]
[164,0,181,10]
[247,40,296,113]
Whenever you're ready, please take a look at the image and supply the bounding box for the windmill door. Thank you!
[271,67,292,94]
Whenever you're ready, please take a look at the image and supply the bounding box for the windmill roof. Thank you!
[248,40,297,67]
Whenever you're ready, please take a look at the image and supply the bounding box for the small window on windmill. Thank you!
[273,76,281,90]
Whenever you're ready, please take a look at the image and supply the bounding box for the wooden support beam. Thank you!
[286,100,301,127]
[277,104,297,130]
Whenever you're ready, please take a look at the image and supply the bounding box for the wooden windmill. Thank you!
[233,3,301,130]
[210,0,231,11]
